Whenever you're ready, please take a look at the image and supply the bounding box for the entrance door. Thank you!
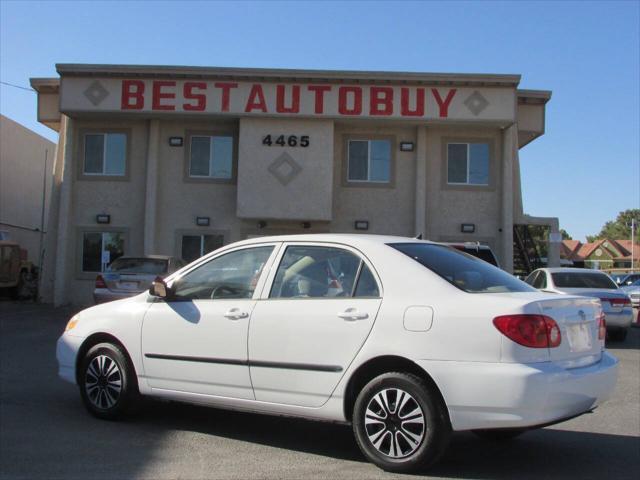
[141,244,278,399]
[248,243,382,407]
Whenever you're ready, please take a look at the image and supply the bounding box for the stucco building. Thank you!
[31,64,560,305]
[0,114,56,267]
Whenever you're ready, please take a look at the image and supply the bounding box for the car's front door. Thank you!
[248,243,382,407]
[141,244,279,399]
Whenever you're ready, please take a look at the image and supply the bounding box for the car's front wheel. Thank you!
[79,342,139,419]
[352,372,451,473]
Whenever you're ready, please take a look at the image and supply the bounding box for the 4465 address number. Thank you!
[262,135,310,147]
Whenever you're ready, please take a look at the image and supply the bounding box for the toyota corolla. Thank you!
[57,235,618,473]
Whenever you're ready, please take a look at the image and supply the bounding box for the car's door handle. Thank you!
[224,308,249,320]
[337,308,369,321]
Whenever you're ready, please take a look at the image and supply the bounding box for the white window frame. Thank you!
[447,142,489,186]
[347,139,391,183]
[83,133,127,176]
[189,135,233,179]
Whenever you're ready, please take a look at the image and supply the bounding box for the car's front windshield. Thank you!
[107,258,168,274]
[551,272,618,289]
[389,243,534,293]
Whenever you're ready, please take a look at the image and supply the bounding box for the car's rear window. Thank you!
[389,243,533,293]
[107,258,168,274]
[551,272,618,289]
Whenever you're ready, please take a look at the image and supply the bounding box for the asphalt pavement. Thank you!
[1,303,639,480]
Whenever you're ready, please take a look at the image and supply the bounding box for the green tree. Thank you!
[587,209,640,242]
[560,229,572,240]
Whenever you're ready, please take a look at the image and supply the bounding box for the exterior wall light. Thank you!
[196,216,210,227]
[258,221,267,229]
[169,137,184,147]
[461,223,475,233]
[302,222,311,229]
[355,220,369,231]
[399,142,414,152]
[96,214,111,224]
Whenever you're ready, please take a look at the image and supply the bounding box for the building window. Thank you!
[82,231,125,272]
[83,133,127,176]
[347,139,391,183]
[181,234,224,263]
[447,143,489,185]
[189,136,233,179]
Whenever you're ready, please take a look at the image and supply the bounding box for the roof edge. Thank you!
[55,63,522,87]
[30,78,60,93]
[517,89,552,104]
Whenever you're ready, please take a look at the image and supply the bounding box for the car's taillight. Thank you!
[605,297,631,308]
[493,314,562,348]
[598,313,607,340]
[95,275,107,289]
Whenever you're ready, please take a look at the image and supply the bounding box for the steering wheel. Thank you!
[210,285,237,299]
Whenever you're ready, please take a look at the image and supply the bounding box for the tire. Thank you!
[352,372,451,473]
[608,329,628,342]
[472,428,527,441]
[78,342,139,420]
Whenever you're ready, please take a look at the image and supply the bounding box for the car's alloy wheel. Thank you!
[364,388,425,458]
[79,343,138,419]
[353,372,451,473]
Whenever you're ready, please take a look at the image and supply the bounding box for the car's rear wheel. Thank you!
[352,372,451,473]
[472,428,527,441]
[79,342,139,420]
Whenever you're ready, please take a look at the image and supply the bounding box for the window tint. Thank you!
[447,143,489,185]
[173,246,273,300]
[354,264,380,297]
[524,271,538,286]
[189,135,233,179]
[390,243,534,293]
[84,133,126,175]
[82,231,124,272]
[551,272,618,289]
[347,139,391,183]
[270,246,362,298]
[107,258,168,274]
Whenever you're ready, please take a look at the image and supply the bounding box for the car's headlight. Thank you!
[64,315,79,332]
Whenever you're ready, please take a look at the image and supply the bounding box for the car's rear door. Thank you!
[248,242,382,407]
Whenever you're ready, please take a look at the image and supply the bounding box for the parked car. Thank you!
[59,235,618,473]
[94,255,186,304]
[525,267,633,341]
[615,272,640,286]
[620,279,640,308]
[0,239,35,299]
[440,242,499,267]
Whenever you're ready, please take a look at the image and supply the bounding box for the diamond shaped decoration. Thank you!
[83,81,109,106]
[268,152,302,186]
[464,91,489,116]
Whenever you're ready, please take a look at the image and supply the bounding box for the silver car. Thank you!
[94,256,185,304]
[525,267,633,341]
[620,279,640,309]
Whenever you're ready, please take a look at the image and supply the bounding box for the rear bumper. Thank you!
[604,308,634,329]
[416,352,619,431]
[93,288,138,304]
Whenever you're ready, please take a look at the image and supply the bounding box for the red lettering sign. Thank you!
[401,87,425,117]
[214,82,238,112]
[307,85,332,114]
[152,81,176,111]
[338,86,362,115]
[245,84,268,113]
[431,88,457,118]
[370,87,393,116]
[183,82,206,111]
[121,80,145,110]
[276,85,300,113]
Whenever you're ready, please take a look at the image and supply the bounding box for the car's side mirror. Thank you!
[149,277,172,299]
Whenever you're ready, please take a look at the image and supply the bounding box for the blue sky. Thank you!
[1,0,638,241]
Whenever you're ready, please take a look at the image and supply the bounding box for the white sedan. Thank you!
[57,235,618,473]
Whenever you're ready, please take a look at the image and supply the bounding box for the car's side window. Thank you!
[269,246,378,299]
[354,264,380,297]
[524,271,538,287]
[172,246,273,300]
[537,272,547,289]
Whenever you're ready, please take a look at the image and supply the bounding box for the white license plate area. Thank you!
[118,281,139,290]
[566,323,592,352]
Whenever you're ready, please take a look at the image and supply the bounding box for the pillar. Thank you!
[144,119,160,255]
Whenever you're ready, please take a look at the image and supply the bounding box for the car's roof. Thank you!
[115,255,174,260]
[538,267,609,274]
[229,233,432,248]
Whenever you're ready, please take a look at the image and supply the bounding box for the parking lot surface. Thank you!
[1,303,639,480]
